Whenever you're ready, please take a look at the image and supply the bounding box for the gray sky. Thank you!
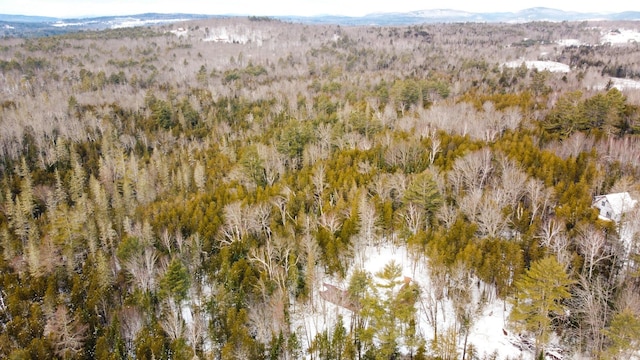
[2,0,638,18]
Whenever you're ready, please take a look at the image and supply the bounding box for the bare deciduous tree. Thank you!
[257,143,285,186]
[185,302,208,354]
[272,187,294,226]
[44,305,88,358]
[124,246,159,293]
[458,187,483,223]
[578,225,611,281]
[497,157,528,209]
[401,202,425,236]
[422,257,448,342]
[312,164,327,210]
[358,193,379,246]
[449,262,485,360]
[449,149,493,196]
[160,299,185,341]
[120,306,143,355]
[249,235,296,294]
[437,202,458,230]
[318,211,343,234]
[476,194,508,238]
[220,201,260,244]
[569,276,613,356]
[538,219,571,269]
[384,139,423,172]
[526,178,555,225]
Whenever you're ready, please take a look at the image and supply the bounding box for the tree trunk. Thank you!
[462,330,469,360]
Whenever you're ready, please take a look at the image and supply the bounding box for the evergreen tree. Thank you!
[510,256,573,359]
[160,258,191,304]
[403,169,443,227]
[602,308,640,360]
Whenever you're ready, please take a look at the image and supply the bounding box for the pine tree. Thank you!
[602,308,640,360]
[510,256,573,359]
[403,169,443,226]
[160,258,190,304]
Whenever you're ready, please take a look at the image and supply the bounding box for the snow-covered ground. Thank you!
[50,17,189,29]
[592,77,640,91]
[601,29,640,45]
[557,39,582,47]
[293,243,526,359]
[169,27,188,37]
[617,206,640,261]
[177,241,569,358]
[202,27,264,45]
[552,30,640,48]
[503,60,570,73]
[110,18,190,29]
[53,21,95,27]
[609,78,640,90]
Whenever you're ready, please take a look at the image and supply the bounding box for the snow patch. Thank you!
[503,60,570,73]
[610,78,640,90]
[169,27,188,37]
[593,78,640,91]
[557,38,581,46]
[109,17,190,29]
[53,21,93,27]
[202,27,264,45]
[42,17,189,29]
[409,9,475,18]
[181,303,193,324]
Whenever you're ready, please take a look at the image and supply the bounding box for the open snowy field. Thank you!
[503,60,571,73]
[601,29,640,45]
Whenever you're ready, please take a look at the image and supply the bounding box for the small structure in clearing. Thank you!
[319,283,358,312]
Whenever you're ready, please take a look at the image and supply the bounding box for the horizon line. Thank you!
[2,6,639,20]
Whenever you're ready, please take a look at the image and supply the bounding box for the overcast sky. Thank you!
[2,0,639,18]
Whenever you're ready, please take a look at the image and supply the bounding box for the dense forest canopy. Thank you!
[1,16,640,360]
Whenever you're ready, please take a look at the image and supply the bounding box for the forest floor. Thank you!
[292,243,533,359]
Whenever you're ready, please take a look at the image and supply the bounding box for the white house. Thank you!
[592,192,637,222]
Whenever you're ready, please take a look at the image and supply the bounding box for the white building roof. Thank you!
[600,192,637,215]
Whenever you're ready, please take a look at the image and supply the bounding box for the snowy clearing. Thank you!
[601,29,640,45]
[169,27,188,37]
[110,18,190,29]
[609,78,640,90]
[292,243,527,359]
[503,60,570,73]
[200,26,265,45]
[53,21,94,27]
[593,77,640,91]
[557,39,582,47]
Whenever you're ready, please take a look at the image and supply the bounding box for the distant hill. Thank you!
[278,7,640,25]
[0,13,213,37]
[608,11,640,21]
[1,8,640,37]
[0,14,58,23]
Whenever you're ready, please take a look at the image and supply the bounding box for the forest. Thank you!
[1,16,640,360]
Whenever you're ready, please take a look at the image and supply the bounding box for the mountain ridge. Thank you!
[279,7,640,25]
[1,8,640,37]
